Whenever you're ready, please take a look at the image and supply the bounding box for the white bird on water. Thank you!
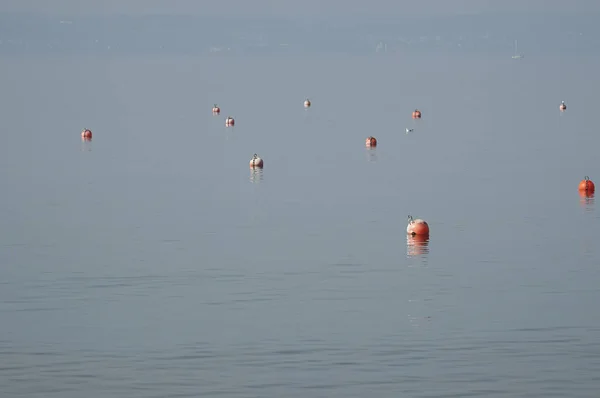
[405,128,414,134]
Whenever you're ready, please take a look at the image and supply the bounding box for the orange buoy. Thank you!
[578,176,595,194]
[365,136,377,147]
[249,153,263,168]
[559,101,567,111]
[81,128,92,139]
[304,99,311,108]
[225,116,235,127]
[212,104,220,114]
[407,215,429,236]
[412,109,422,119]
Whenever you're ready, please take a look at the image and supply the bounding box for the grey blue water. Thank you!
[1,52,599,397]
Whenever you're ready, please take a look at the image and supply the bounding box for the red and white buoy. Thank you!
[212,104,220,114]
[365,136,377,147]
[249,153,263,168]
[81,128,92,140]
[304,98,311,108]
[225,116,235,127]
[559,101,567,111]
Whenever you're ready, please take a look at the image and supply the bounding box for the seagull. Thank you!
[405,128,414,134]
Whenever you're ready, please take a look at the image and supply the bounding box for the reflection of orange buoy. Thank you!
[212,104,220,114]
[578,176,595,194]
[579,190,595,209]
[407,234,429,256]
[249,153,263,168]
[412,109,422,119]
[304,99,311,108]
[365,136,377,147]
[81,128,92,139]
[559,101,567,111]
[407,215,429,236]
[225,116,235,127]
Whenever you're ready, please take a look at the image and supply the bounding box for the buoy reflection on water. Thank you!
[80,140,92,152]
[579,190,595,211]
[366,147,377,162]
[250,168,264,183]
[407,234,429,257]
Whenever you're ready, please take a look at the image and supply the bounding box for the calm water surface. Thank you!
[1,53,599,397]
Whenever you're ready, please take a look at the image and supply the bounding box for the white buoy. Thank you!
[249,154,263,168]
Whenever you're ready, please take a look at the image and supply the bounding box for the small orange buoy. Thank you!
[365,136,377,147]
[559,101,567,111]
[412,109,422,119]
[225,116,235,127]
[81,128,92,139]
[578,176,595,194]
[304,99,311,108]
[249,153,263,168]
[407,215,429,236]
[212,104,220,114]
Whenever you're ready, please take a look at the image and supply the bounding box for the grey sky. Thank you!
[2,0,598,17]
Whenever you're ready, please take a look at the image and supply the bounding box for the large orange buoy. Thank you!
[578,176,595,194]
[365,136,377,147]
[225,116,235,127]
[304,99,311,108]
[212,104,220,114]
[412,109,422,119]
[559,101,567,111]
[249,153,263,168]
[81,128,92,139]
[407,215,429,236]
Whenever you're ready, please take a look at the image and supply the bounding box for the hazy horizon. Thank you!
[1,9,599,57]
[2,0,600,17]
